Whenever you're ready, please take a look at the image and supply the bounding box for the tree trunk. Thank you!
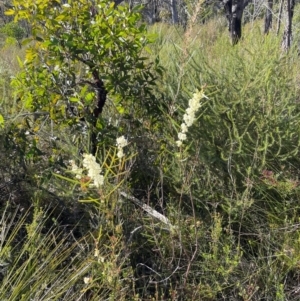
[264,0,273,34]
[223,0,233,33]
[281,0,295,50]
[231,0,244,44]
[276,0,284,35]
[223,0,245,44]
[113,0,124,6]
[170,0,179,24]
[90,70,107,155]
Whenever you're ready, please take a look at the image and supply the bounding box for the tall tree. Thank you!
[264,0,273,34]
[170,0,179,24]
[223,0,245,44]
[281,0,295,50]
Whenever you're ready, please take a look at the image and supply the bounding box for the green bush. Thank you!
[0,22,26,47]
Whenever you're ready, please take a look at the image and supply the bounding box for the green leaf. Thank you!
[85,92,95,103]
[116,106,125,114]
[5,9,15,16]
[0,114,4,128]
[21,37,33,46]
[35,36,44,42]
[69,97,79,102]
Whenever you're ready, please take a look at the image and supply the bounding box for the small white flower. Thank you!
[92,174,104,188]
[82,154,104,187]
[83,154,101,174]
[178,132,187,141]
[117,149,124,159]
[183,113,195,127]
[181,123,188,133]
[185,107,194,115]
[83,277,92,284]
[176,140,183,147]
[116,136,128,148]
[69,154,104,187]
[116,136,128,159]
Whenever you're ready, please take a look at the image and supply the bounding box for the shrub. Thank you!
[0,22,26,47]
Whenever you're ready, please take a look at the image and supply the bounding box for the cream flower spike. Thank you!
[176,89,207,147]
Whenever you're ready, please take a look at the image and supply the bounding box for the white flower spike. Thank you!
[176,89,206,147]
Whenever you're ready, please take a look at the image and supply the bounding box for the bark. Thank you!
[179,0,188,29]
[276,0,284,35]
[92,71,107,118]
[91,70,107,155]
[170,0,179,24]
[223,0,245,44]
[264,0,273,34]
[151,0,159,24]
[113,0,125,6]
[231,0,244,43]
[282,0,295,50]
[74,60,108,155]
[223,0,233,33]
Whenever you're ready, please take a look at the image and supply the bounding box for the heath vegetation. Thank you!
[1,0,300,300]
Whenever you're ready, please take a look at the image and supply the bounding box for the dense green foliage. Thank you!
[1,1,300,300]
[6,0,162,155]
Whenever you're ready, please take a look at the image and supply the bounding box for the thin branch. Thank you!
[119,191,175,230]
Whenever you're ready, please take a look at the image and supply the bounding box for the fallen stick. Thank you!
[119,191,174,230]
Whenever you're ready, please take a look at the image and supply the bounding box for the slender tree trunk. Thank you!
[264,0,273,34]
[170,0,179,24]
[282,0,295,50]
[178,0,188,30]
[223,0,233,33]
[276,0,284,35]
[91,70,107,155]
